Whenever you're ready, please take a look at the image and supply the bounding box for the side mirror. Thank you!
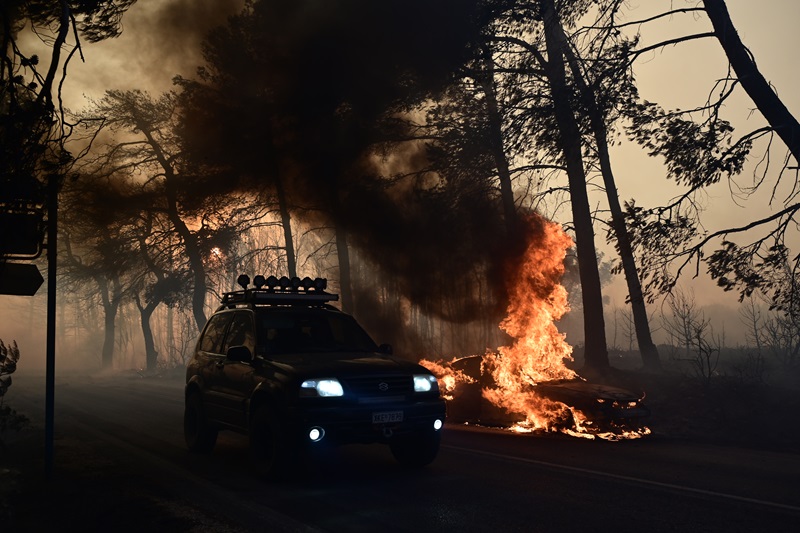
[226,345,253,362]
[377,343,393,355]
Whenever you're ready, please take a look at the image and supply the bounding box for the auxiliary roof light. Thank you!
[232,274,330,294]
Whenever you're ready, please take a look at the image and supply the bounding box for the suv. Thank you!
[184,275,446,478]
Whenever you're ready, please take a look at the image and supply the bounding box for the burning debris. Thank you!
[421,214,650,440]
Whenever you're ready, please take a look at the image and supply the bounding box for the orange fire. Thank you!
[417,359,476,401]
[421,213,648,440]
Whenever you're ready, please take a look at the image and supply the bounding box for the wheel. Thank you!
[184,393,218,453]
[389,429,441,468]
[249,407,298,480]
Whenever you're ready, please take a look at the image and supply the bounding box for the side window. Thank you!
[199,312,233,354]
[222,312,256,355]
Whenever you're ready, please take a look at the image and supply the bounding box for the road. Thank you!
[7,372,800,532]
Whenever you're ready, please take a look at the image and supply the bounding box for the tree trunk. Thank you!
[135,296,159,372]
[335,224,354,313]
[97,277,120,369]
[183,232,208,332]
[167,306,175,365]
[479,47,518,235]
[541,0,609,372]
[141,127,207,332]
[134,221,163,371]
[274,172,297,277]
[703,0,800,164]
[560,31,661,371]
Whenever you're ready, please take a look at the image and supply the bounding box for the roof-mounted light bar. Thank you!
[224,274,335,306]
[236,274,328,292]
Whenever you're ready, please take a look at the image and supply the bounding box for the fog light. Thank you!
[309,427,325,442]
[433,419,443,431]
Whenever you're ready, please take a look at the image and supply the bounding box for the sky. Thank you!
[605,1,800,311]
[10,0,800,349]
[614,1,800,226]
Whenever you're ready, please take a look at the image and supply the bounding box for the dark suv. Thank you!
[184,275,446,478]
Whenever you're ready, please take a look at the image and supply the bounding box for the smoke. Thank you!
[39,0,535,347]
[176,1,539,325]
[30,0,246,109]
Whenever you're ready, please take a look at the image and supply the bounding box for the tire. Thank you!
[184,393,218,453]
[389,429,441,468]
[249,407,298,480]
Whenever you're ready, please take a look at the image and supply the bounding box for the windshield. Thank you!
[256,309,379,355]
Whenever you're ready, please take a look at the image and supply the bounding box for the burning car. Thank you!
[430,354,649,437]
[533,379,649,423]
[420,215,649,439]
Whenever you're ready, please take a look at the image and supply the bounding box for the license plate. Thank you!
[372,410,403,424]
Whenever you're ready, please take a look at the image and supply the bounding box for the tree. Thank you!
[78,90,228,332]
[538,0,609,371]
[1,0,136,213]
[607,2,800,327]
[176,74,300,281]
[554,2,661,369]
[485,1,664,370]
[702,0,800,164]
[661,289,720,387]
[59,193,132,368]
[128,211,187,372]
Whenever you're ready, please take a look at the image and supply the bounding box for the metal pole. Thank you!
[45,174,57,479]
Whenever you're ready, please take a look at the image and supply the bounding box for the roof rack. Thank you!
[219,274,339,309]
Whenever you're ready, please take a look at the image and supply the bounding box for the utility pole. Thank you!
[45,173,58,479]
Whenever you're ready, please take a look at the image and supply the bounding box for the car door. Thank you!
[196,311,234,423]
[217,310,257,429]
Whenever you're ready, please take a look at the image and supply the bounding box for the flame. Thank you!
[421,214,648,440]
[417,359,476,401]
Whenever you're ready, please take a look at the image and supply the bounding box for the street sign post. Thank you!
[0,262,44,296]
[0,211,44,258]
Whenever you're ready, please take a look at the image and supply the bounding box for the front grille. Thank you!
[344,375,413,398]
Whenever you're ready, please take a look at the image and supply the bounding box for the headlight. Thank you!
[413,374,439,393]
[300,378,344,397]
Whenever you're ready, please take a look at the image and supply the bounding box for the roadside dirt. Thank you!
[596,368,800,451]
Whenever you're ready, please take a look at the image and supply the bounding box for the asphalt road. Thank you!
[8,372,800,532]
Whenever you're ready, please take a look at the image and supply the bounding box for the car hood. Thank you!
[535,379,644,403]
[264,351,426,377]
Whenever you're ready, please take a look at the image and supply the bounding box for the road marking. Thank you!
[444,444,800,514]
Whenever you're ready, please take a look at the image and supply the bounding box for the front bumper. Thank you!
[285,397,446,446]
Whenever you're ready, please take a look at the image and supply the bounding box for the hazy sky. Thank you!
[605,1,800,310]
[15,0,800,328]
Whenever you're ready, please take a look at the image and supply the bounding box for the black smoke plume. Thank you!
[179,0,528,325]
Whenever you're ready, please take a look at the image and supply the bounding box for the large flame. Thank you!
[481,213,576,431]
[421,213,648,440]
